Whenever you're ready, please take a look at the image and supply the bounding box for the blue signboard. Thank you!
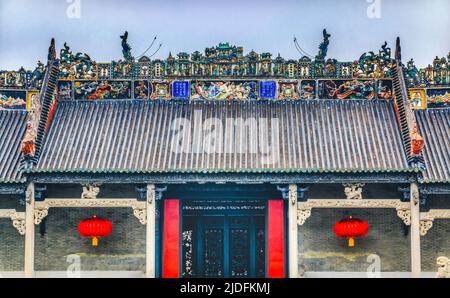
[259,81,276,99]
[172,81,190,99]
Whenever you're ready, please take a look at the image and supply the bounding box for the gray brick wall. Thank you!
[299,208,412,272]
[35,208,147,271]
[421,220,450,271]
[0,220,24,270]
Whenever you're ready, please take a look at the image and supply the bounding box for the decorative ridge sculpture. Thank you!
[315,29,330,61]
[120,31,134,62]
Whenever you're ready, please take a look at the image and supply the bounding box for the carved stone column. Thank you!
[288,184,298,278]
[24,183,35,278]
[410,183,421,278]
[146,184,156,278]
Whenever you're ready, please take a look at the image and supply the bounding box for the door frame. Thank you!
[181,200,266,278]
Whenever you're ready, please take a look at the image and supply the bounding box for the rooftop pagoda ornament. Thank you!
[120,31,134,62]
[315,29,330,61]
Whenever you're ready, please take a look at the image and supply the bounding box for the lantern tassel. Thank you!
[348,237,354,247]
[92,237,99,247]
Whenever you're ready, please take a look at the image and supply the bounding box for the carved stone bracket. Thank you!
[34,207,49,225]
[419,209,450,236]
[132,206,147,225]
[0,209,26,235]
[297,208,312,225]
[419,220,433,236]
[297,199,411,226]
[11,215,26,235]
[34,198,147,225]
[396,208,411,225]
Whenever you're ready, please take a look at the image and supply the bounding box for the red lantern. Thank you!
[78,215,112,246]
[334,216,368,247]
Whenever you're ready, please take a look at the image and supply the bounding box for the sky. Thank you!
[0,0,449,70]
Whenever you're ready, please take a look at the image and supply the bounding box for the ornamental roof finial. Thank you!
[48,38,56,61]
[395,37,401,62]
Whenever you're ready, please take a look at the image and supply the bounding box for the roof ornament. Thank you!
[48,38,56,61]
[315,29,331,61]
[137,35,163,59]
[410,124,424,156]
[395,37,401,62]
[293,36,314,59]
[120,31,134,62]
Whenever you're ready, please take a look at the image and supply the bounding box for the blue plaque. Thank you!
[172,81,190,99]
[259,81,276,98]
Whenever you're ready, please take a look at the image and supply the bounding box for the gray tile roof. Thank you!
[35,99,411,174]
[415,109,450,183]
[0,110,27,183]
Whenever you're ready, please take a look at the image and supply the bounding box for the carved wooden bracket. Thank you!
[297,199,411,226]
[0,209,26,235]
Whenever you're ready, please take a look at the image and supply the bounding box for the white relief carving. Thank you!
[289,184,297,205]
[298,199,409,209]
[419,220,433,236]
[25,189,33,204]
[11,216,26,235]
[34,208,49,225]
[419,209,450,235]
[421,209,450,221]
[0,209,17,218]
[133,207,147,225]
[297,209,311,226]
[396,208,411,225]
[35,199,145,209]
[343,183,364,200]
[147,184,155,204]
[436,256,450,278]
[0,210,26,235]
[81,185,100,199]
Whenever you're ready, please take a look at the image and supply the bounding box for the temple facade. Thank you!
[0,31,449,278]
